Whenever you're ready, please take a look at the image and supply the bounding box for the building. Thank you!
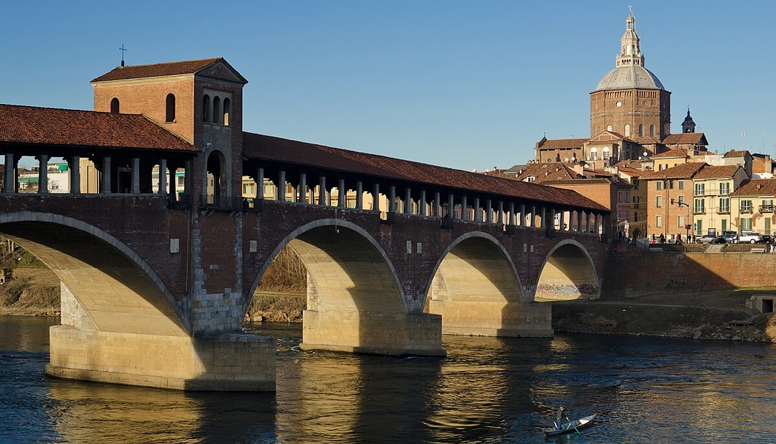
[690,165,749,236]
[641,162,705,241]
[731,179,776,236]
[535,8,709,167]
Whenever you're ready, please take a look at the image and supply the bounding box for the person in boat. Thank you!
[555,406,569,429]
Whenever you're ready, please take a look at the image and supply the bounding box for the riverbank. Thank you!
[553,289,776,342]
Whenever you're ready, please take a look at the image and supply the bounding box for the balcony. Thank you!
[760,204,774,213]
[693,209,706,215]
[718,208,730,215]
[740,207,753,214]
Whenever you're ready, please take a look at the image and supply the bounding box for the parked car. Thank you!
[696,234,726,244]
[722,231,738,243]
[761,234,772,244]
[738,231,762,244]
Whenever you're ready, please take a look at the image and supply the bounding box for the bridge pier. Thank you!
[299,310,445,356]
[46,326,274,391]
[427,300,553,337]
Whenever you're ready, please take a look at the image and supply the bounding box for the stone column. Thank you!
[130,157,140,194]
[559,210,565,231]
[3,153,14,194]
[277,171,286,202]
[299,173,307,204]
[420,190,427,216]
[448,194,455,219]
[434,192,441,217]
[356,181,363,209]
[158,159,167,195]
[69,155,81,194]
[461,196,468,220]
[101,156,111,194]
[405,188,412,214]
[373,184,380,212]
[389,186,396,213]
[338,178,346,207]
[318,176,326,206]
[497,201,504,225]
[256,168,264,199]
[519,204,526,227]
[485,199,492,223]
[473,198,481,222]
[38,154,49,194]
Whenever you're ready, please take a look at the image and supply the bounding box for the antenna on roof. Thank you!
[119,44,127,67]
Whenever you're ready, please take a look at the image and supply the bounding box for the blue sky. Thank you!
[2,1,775,171]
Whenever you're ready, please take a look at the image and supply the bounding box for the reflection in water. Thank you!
[3,317,776,443]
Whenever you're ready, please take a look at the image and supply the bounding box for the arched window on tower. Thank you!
[639,124,643,137]
[203,95,210,123]
[166,94,176,123]
[223,98,231,126]
[212,97,221,124]
[110,98,120,113]
[650,124,655,137]
[607,125,612,132]
[603,147,610,160]
[590,147,598,160]
[625,124,631,137]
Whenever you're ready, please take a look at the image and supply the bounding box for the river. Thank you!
[1,316,775,443]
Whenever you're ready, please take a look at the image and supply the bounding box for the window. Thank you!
[741,218,753,231]
[212,97,221,124]
[721,219,727,232]
[650,124,655,137]
[223,98,231,126]
[638,124,643,137]
[607,125,612,131]
[656,215,662,227]
[203,95,210,122]
[761,199,773,213]
[678,215,684,227]
[766,219,772,235]
[678,195,684,205]
[659,164,667,170]
[694,183,705,196]
[719,182,730,195]
[590,147,598,160]
[678,181,684,190]
[694,198,705,214]
[741,200,752,213]
[603,147,610,160]
[166,93,176,122]
[633,212,639,222]
[719,198,730,213]
[656,195,662,208]
[110,98,120,113]
[656,181,663,191]
[696,220,702,234]
[625,125,630,137]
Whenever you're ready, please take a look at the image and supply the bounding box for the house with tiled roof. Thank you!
[641,163,706,241]
[690,164,749,236]
[730,179,776,237]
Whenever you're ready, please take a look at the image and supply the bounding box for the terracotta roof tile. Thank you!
[242,133,607,211]
[537,138,588,149]
[733,179,776,196]
[91,58,222,82]
[640,162,705,180]
[693,164,740,179]
[511,163,579,184]
[723,149,750,158]
[662,133,707,145]
[653,148,687,158]
[0,104,195,152]
[617,166,646,177]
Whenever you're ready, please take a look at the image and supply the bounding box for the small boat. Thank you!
[543,413,597,437]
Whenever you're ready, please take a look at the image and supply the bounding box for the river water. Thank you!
[2,316,776,444]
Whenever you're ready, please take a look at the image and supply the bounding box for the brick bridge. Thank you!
[0,58,609,391]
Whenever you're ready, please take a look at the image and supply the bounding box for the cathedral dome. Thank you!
[594,65,664,91]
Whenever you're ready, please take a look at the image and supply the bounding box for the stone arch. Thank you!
[245,219,406,317]
[424,232,538,336]
[0,212,189,336]
[534,239,600,302]
[245,219,437,355]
